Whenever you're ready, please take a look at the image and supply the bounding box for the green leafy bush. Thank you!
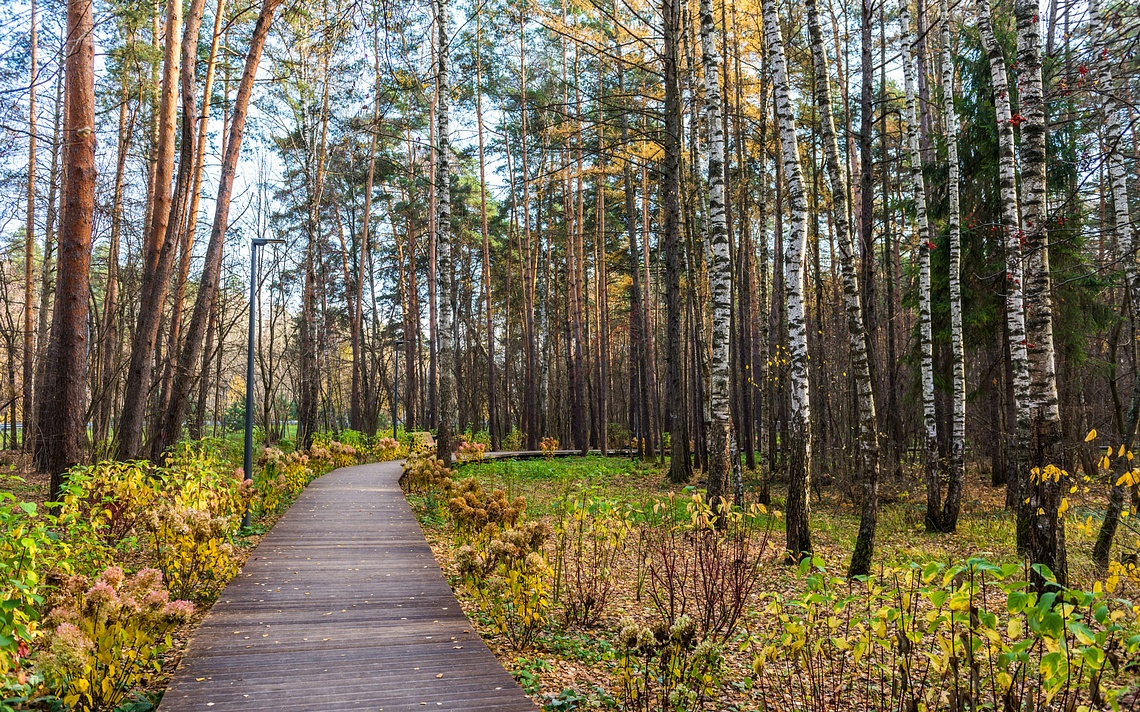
[751,558,1140,712]
[58,461,160,546]
[0,491,54,676]
[458,521,553,650]
[551,496,631,626]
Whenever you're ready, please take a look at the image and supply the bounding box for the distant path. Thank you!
[160,461,537,711]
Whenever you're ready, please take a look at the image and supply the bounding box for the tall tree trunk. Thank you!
[435,0,455,465]
[157,0,279,457]
[93,58,133,448]
[427,21,439,433]
[35,0,95,499]
[117,0,188,459]
[700,0,733,512]
[940,0,966,530]
[1016,0,1065,588]
[663,0,691,483]
[902,0,941,533]
[857,0,877,418]
[33,64,63,423]
[351,21,381,433]
[155,0,210,442]
[298,40,332,450]
[1092,0,1138,573]
[977,0,1031,519]
[475,13,497,450]
[519,17,538,450]
[22,0,37,452]
[764,0,812,558]
[806,0,879,574]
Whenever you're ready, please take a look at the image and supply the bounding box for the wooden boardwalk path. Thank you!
[160,461,537,711]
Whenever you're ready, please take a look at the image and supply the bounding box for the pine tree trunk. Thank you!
[764,0,812,558]
[435,0,455,466]
[475,13,497,450]
[35,0,95,499]
[156,0,280,456]
[901,0,941,533]
[93,60,132,448]
[22,0,37,452]
[117,0,184,460]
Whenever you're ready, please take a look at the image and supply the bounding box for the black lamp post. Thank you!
[243,237,284,528]
[392,339,406,439]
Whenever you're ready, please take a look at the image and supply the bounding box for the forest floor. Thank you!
[410,455,1128,710]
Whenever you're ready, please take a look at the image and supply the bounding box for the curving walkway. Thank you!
[160,461,536,711]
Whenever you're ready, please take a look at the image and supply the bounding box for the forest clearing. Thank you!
[0,0,1138,705]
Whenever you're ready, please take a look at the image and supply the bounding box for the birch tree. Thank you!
[805,0,879,573]
[700,0,732,511]
[763,0,812,558]
[1016,0,1066,587]
[1091,0,1139,573]
[940,0,965,531]
[901,0,940,534]
[977,0,1031,520]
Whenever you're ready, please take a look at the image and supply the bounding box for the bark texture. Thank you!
[764,0,813,558]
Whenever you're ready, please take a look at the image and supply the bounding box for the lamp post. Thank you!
[244,237,284,528]
[392,339,406,439]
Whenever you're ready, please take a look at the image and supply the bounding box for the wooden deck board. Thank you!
[159,461,537,711]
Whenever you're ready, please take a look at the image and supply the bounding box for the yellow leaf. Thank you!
[1086,429,1098,442]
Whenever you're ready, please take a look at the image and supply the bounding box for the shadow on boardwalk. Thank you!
[160,461,537,711]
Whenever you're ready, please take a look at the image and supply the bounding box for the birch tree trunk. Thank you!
[435,0,455,466]
[902,0,941,533]
[941,0,966,530]
[977,0,1031,521]
[1016,0,1066,587]
[700,0,733,512]
[35,0,95,499]
[763,0,812,557]
[805,0,880,574]
[1092,0,1139,573]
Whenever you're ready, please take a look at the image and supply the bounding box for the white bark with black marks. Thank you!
[805,0,879,573]
[901,0,940,533]
[941,0,965,531]
[700,0,733,511]
[763,0,812,557]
